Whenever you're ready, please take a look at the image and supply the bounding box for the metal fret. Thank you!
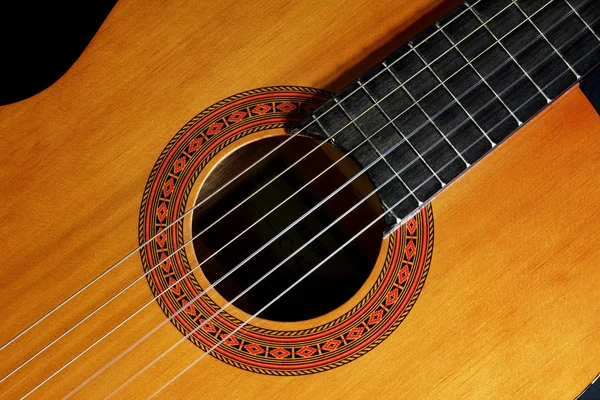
[333,97,424,207]
[530,0,600,76]
[410,41,497,147]
[386,60,471,168]
[565,0,600,42]
[357,82,447,187]
[437,22,522,127]
[468,1,552,103]
[312,114,331,138]
[514,1,581,79]
[517,0,553,15]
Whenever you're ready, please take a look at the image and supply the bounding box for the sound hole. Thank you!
[192,135,383,322]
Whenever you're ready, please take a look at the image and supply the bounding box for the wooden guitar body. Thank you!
[1,0,599,398]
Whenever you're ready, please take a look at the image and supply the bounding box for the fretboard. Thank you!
[292,0,600,231]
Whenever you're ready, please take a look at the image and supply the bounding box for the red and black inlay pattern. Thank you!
[138,86,434,375]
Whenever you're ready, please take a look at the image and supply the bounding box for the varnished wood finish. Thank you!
[0,0,599,398]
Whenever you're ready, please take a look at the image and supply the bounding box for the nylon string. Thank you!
[69,8,599,400]
[0,0,489,354]
[136,42,600,400]
[146,44,600,400]
[0,0,516,380]
[11,0,595,395]
[10,0,557,389]
[4,3,596,396]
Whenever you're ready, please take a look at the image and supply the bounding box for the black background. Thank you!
[0,2,117,105]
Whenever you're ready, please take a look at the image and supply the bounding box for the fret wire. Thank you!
[313,111,406,220]
[53,20,600,400]
[565,0,600,43]
[312,113,331,138]
[314,111,403,217]
[513,1,581,79]
[312,2,578,213]
[387,59,471,167]
[306,0,516,137]
[466,1,552,103]
[409,41,497,147]
[356,13,600,223]
[331,107,409,220]
[146,45,600,400]
[333,97,426,204]
[341,30,586,226]
[436,22,523,127]
[355,82,447,187]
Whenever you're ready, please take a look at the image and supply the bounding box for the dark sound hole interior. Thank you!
[192,135,384,322]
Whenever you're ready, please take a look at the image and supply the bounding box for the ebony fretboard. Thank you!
[293,0,600,231]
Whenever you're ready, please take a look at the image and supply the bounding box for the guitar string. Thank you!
[135,44,600,400]
[9,0,568,389]
[0,0,487,354]
[32,6,600,400]
[67,15,599,400]
[146,47,600,400]
[0,0,524,379]
[12,0,589,394]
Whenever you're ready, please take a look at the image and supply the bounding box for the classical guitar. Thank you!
[1,0,600,398]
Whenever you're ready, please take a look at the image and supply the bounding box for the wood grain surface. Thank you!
[0,0,598,398]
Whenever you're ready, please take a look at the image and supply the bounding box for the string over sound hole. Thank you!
[192,135,384,322]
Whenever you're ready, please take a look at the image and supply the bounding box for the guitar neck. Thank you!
[293,0,600,232]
